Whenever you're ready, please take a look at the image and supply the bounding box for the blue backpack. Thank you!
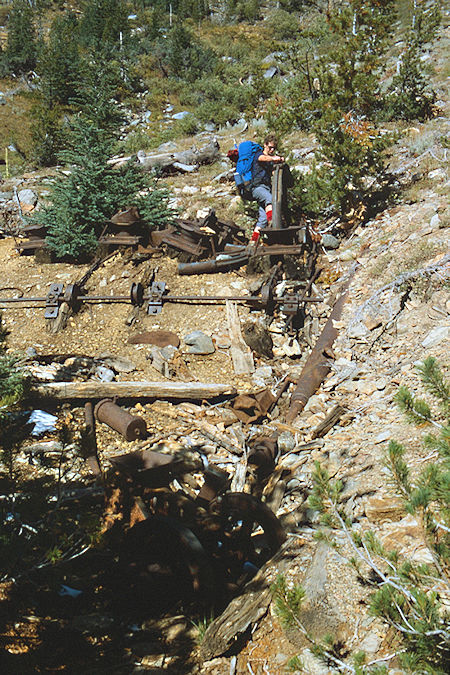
[234,141,262,198]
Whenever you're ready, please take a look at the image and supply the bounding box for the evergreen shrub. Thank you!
[290,358,450,673]
[30,70,177,260]
[0,0,37,76]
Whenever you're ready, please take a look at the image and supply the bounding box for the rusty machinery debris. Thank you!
[18,208,247,259]
[103,445,286,605]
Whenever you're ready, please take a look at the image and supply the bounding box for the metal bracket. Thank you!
[281,295,301,316]
[44,283,64,319]
[146,281,166,315]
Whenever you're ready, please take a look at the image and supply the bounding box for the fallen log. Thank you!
[29,381,237,401]
[109,139,220,174]
[286,272,354,424]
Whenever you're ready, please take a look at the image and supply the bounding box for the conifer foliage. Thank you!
[387,357,449,561]
[38,12,83,107]
[384,2,440,121]
[292,359,450,673]
[33,69,177,260]
[1,0,37,76]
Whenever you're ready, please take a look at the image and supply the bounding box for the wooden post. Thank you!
[226,300,254,374]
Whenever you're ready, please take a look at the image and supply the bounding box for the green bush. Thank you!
[79,0,131,53]
[384,42,436,121]
[265,9,301,41]
[304,358,450,673]
[296,108,392,219]
[153,22,217,82]
[30,103,67,167]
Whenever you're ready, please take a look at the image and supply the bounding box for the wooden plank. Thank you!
[200,538,302,660]
[30,381,236,401]
[226,300,254,375]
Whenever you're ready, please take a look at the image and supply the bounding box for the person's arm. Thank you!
[257,152,284,164]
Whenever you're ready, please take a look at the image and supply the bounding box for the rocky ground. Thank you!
[0,31,449,675]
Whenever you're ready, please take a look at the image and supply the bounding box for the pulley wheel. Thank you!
[64,283,81,309]
[130,282,144,306]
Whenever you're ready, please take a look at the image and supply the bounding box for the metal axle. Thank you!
[0,280,322,319]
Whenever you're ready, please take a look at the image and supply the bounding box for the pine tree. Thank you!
[297,108,392,218]
[304,359,450,672]
[38,12,84,107]
[387,357,449,560]
[156,21,216,82]
[31,67,177,260]
[315,0,397,116]
[2,0,37,75]
[30,103,66,168]
[384,0,441,122]
[79,0,131,53]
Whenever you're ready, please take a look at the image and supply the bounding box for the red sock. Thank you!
[265,205,273,224]
[250,229,260,242]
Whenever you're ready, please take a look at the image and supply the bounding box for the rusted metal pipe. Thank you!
[94,398,147,441]
[84,402,101,475]
[286,273,354,424]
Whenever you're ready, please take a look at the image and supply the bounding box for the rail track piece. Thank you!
[98,207,147,248]
[151,211,246,260]
[18,223,48,254]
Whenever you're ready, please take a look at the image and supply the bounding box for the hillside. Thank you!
[0,1,449,673]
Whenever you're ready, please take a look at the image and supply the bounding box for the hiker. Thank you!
[249,133,284,245]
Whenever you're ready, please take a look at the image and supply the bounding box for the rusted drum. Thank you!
[94,398,147,441]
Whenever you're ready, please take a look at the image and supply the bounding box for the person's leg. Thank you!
[250,185,273,242]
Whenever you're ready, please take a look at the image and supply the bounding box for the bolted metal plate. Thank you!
[44,283,64,319]
[146,281,166,314]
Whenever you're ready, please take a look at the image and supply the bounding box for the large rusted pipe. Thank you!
[286,273,354,424]
[94,399,147,441]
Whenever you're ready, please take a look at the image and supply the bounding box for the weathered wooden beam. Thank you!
[226,300,254,375]
[200,538,302,661]
[30,381,236,401]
